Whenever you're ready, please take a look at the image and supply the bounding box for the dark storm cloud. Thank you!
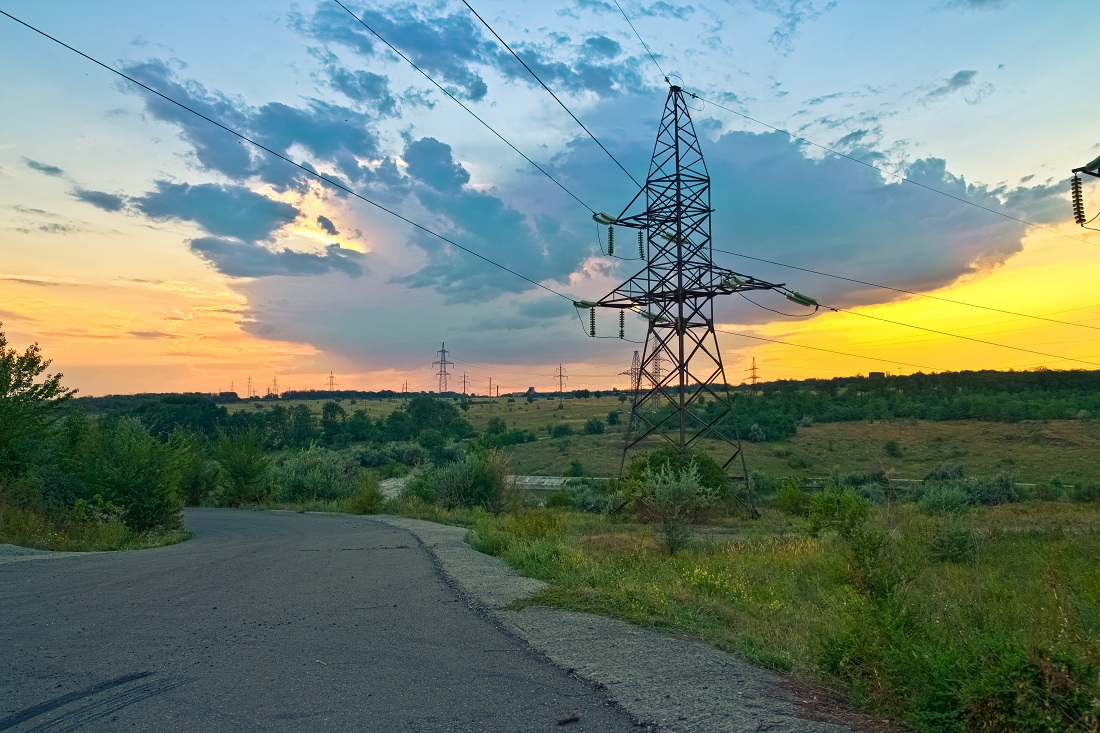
[23,158,64,176]
[132,181,300,242]
[317,215,339,236]
[189,237,367,278]
[73,188,126,212]
[327,67,396,113]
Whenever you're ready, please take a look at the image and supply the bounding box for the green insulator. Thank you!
[573,300,597,308]
[607,225,614,255]
[785,291,819,307]
[592,212,615,225]
[619,310,625,339]
[638,230,644,259]
[589,307,596,337]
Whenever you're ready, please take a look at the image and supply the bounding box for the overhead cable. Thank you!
[460,0,644,189]
[0,9,575,304]
[330,0,595,214]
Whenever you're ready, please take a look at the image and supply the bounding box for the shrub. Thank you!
[272,446,361,503]
[80,417,183,532]
[774,478,809,516]
[1032,476,1064,501]
[583,417,605,435]
[564,479,618,514]
[918,485,971,515]
[883,440,903,458]
[606,410,621,426]
[626,446,727,493]
[486,417,507,435]
[627,460,717,554]
[808,486,871,541]
[924,463,965,482]
[929,518,977,563]
[962,472,1021,506]
[402,449,514,512]
[343,472,384,514]
[1070,481,1100,503]
[170,427,218,507]
[212,426,272,506]
[551,423,574,438]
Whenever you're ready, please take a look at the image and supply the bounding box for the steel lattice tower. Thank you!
[433,342,454,393]
[582,85,785,508]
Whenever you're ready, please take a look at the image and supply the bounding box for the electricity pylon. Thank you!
[433,342,454,393]
[578,84,797,512]
[554,364,568,407]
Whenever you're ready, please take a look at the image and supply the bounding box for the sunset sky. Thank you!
[1,0,1097,396]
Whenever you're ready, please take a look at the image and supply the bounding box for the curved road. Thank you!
[0,509,638,732]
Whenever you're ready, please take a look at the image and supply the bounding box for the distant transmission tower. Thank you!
[578,84,804,513]
[246,375,253,398]
[748,357,758,386]
[326,371,339,391]
[554,364,568,407]
[433,342,454,393]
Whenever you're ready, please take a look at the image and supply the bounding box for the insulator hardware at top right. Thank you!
[1072,175,1087,225]
[607,224,615,255]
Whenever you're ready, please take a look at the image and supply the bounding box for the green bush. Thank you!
[883,440,903,458]
[272,446,361,503]
[808,486,871,541]
[402,449,513,511]
[1070,482,1100,503]
[583,417,605,435]
[550,423,574,438]
[212,426,272,506]
[918,486,971,515]
[626,446,728,493]
[80,417,182,532]
[627,460,717,553]
[170,427,218,507]
[928,517,977,563]
[962,472,1021,506]
[774,478,809,516]
[343,472,384,514]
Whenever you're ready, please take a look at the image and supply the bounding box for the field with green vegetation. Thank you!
[6,323,1100,730]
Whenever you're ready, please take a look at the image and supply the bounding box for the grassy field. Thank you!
[229,395,1100,484]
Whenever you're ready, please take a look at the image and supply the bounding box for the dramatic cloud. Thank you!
[189,237,367,278]
[302,4,491,101]
[119,60,384,193]
[23,158,64,176]
[403,137,470,191]
[317,215,339,236]
[132,181,300,242]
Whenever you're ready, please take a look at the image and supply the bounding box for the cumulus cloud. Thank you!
[132,181,300,242]
[23,158,64,176]
[189,237,367,278]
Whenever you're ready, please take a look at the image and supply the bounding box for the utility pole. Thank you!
[461,373,468,396]
[433,342,454,393]
[488,377,493,401]
[749,357,758,386]
[554,364,568,408]
[579,84,792,515]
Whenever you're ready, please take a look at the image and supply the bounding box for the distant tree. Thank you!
[320,400,347,445]
[583,417,606,435]
[486,417,508,435]
[574,389,592,400]
[288,404,317,448]
[607,410,621,426]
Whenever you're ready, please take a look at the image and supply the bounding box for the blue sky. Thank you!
[0,0,1097,394]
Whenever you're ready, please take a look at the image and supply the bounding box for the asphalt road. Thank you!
[0,509,639,732]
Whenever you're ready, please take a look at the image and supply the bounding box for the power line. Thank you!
[611,0,665,79]
[330,0,595,215]
[715,328,945,373]
[714,247,1100,332]
[693,93,1099,251]
[460,0,643,189]
[0,9,575,305]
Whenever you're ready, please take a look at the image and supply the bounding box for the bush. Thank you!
[564,479,618,514]
[171,427,218,507]
[918,485,971,515]
[1070,481,1100,503]
[883,440,903,458]
[343,472,384,514]
[402,449,514,512]
[212,427,272,506]
[583,417,605,435]
[626,446,728,493]
[774,478,809,516]
[80,417,183,532]
[607,410,621,425]
[929,518,977,563]
[808,486,871,541]
[627,460,717,553]
[550,423,574,438]
[272,446,361,503]
[962,472,1021,506]
[924,463,965,482]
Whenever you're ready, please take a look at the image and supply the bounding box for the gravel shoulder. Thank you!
[370,515,887,733]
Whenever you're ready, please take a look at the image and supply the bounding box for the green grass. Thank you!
[0,504,191,551]
[464,502,1100,731]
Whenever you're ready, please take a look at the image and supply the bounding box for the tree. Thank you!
[321,400,347,445]
[0,324,75,480]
